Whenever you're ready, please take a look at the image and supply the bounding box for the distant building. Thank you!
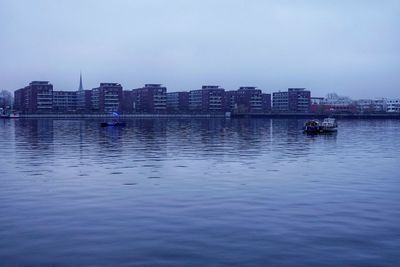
[189,85,225,113]
[372,99,387,113]
[53,91,77,112]
[311,93,356,114]
[354,99,386,113]
[14,81,53,113]
[386,99,400,113]
[322,93,353,105]
[272,88,311,113]
[310,97,324,113]
[131,84,167,113]
[167,91,189,113]
[311,97,324,105]
[91,83,123,112]
[356,99,374,113]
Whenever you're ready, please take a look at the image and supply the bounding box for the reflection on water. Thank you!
[1,118,400,267]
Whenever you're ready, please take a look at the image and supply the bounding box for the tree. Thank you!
[0,90,13,109]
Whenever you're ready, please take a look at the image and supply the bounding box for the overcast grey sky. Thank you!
[0,0,399,98]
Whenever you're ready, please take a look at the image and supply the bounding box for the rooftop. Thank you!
[145,84,162,88]
[99,83,121,87]
[202,85,220,89]
[239,87,257,90]
[30,81,50,85]
[288,88,307,92]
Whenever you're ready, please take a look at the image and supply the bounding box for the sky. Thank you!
[0,0,399,98]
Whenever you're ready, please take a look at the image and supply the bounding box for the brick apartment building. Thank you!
[91,83,123,112]
[273,88,311,112]
[261,93,272,112]
[189,85,226,113]
[167,91,189,113]
[225,87,271,114]
[131,84,167,113]
[14,81,53,113]
[53,91,77,112]
[235,87,263,113]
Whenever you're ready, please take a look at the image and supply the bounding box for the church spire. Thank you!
[79,71,83,91]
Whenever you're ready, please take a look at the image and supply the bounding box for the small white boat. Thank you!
[321,118,338,132]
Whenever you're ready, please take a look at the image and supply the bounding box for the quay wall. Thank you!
[7,113,400,119]
[232,113,400,119]
[15,113,228,119]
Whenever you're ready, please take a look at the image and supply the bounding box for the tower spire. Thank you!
[79,71,83,91]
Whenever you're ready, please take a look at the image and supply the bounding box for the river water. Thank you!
[0,118,399,267]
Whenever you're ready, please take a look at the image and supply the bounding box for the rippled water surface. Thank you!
[1,118,400,267]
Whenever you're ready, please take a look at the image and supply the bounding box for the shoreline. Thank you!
[232,113,400,119]
[4,113,400,119]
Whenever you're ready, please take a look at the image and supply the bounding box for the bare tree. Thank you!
[0,90,13,109]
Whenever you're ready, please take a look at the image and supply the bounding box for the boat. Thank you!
[0,109,10,119]
[0,114,10,119]
[321,118,338,132]
[303,118,338,134]
[100,112,126,127]
[303,120,321,134]
[100,122,126,127]
[9,113,20,118]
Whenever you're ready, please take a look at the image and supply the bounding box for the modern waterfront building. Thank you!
[91,83,123,112]
[272,88,311,112]
[189,85,225,113]
[14,81,53,113]
[131,84,167,113]
[53,91,77,112]
[167,91,189,113]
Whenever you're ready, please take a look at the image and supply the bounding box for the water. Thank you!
[0,118,399,267]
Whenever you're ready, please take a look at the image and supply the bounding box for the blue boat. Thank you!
[100,112,126,127]
[100,122,126,127]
